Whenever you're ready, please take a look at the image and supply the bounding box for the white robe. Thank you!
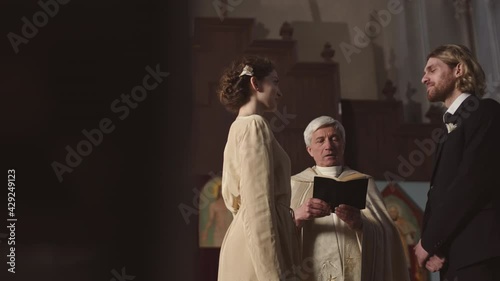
[290,166,410,281]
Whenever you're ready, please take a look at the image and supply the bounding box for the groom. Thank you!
[415,44,500,280]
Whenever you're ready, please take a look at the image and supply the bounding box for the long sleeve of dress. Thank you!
[238,118,283,280]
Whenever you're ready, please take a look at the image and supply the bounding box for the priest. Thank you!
[290,116,410,281]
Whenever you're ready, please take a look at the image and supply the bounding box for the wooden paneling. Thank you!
[341,99,440,181]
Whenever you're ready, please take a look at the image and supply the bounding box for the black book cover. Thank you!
[313,176,368,212]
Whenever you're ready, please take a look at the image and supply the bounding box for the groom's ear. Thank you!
[454,63,463,78]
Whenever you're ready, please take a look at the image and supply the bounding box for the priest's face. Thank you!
[307,125,344,167]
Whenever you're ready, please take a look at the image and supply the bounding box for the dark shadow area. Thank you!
[0,0,196,280]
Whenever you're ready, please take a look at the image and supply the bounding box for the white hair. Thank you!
[303,116,346,147]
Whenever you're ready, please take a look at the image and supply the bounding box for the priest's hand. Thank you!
[335,204,363,230]
[425,255,445,273]
[414,239,430,267]
[294,198,331,227]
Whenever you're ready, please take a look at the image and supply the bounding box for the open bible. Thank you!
[313,176,368,212]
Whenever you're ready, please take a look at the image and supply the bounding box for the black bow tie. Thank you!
[444,112,458,124]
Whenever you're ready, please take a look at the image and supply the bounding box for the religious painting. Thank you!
[198,175,233,248]
[382,182,430,281]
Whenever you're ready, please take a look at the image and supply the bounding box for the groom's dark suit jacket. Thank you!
[421,95,500,272]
